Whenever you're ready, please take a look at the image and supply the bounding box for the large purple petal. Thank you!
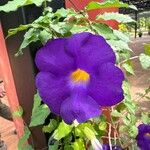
[36,72,70,115]
[88,63,124,106]
[60,84,101,124]
[35,38,76,76]
[66,32,116,74]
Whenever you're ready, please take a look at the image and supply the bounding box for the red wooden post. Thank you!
[65,0,119,29]
[0,21,47,149]
[0,23,24,137]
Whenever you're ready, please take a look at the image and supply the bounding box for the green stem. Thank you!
[67,0,94,32]
[110,108,123,148]
[72,127,76,142]
[44,0,47,8]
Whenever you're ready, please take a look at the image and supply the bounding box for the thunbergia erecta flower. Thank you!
[136,124,150,150]
[35,32,124,124]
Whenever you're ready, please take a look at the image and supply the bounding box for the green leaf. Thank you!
[145,86,150,94]
[86,0,137,11]
[136,86,150,100]
[122,60,135,75]
[111,110,122,117]
[18,127,33,150]
[32,0,51,6]
[21,145,33,150]
[119,125,128,133]
[55,8,71,18]
[83,126,96,140]
[123,80,130,91]
[123,81,131,99]
[0,0,26,12]
[76,122,97,138]
[91,23,116,40]
[99,115,107,122]
[15,28,40,56]
[12,106,23,118]
[48,141,59,150]
[123,114,136,126]
[42,119,58,133]
[141,112,150,124]
[0,0,49,12]
[98,121,107,131]
[52,121,72,140]
[96,13,135,23]
[73,139,86,150]
[64,145,74,150]
[50,22,73,36]
[122,81,137,114]
[107,39,132,51]
[70,25,89,34]
[116,103,126,112]
[29,93,50,127]
[122,116,130,126]
[139,53,150,69]
[144,44,150,56]
[7,24,32,38]
[39,30,52,44]
[33,15,50,25]
[124,100,136,114]
[128,126,138,138]
[113,30,130,43]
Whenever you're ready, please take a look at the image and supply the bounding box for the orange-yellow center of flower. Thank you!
[71,69,90,83]
[145,133,150,137]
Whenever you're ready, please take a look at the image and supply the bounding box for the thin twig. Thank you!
[44,0,47,8]
[114,128,117,146]
[67,0,94,32]
[134,86,150,101]
[119,56,139,65]
[108,123,112,150]
[110,107,117,145]
[101,136,117,140]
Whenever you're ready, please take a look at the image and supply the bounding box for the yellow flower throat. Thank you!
[71,69,90,83]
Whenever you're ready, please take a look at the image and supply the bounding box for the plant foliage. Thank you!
[18,127,33,150]
[96,12,135,23]
[1,0,150,150]
[86,0,137,11]
[29,93,50,127]
[0,0,51,12]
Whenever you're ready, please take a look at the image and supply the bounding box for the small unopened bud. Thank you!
[91,138,103,150]
[73,119,79,127]
[67,16,77,23]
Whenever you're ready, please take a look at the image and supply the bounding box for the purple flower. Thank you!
[102,144,122,150]
[136,124,150,150]
[35,32,124,124]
